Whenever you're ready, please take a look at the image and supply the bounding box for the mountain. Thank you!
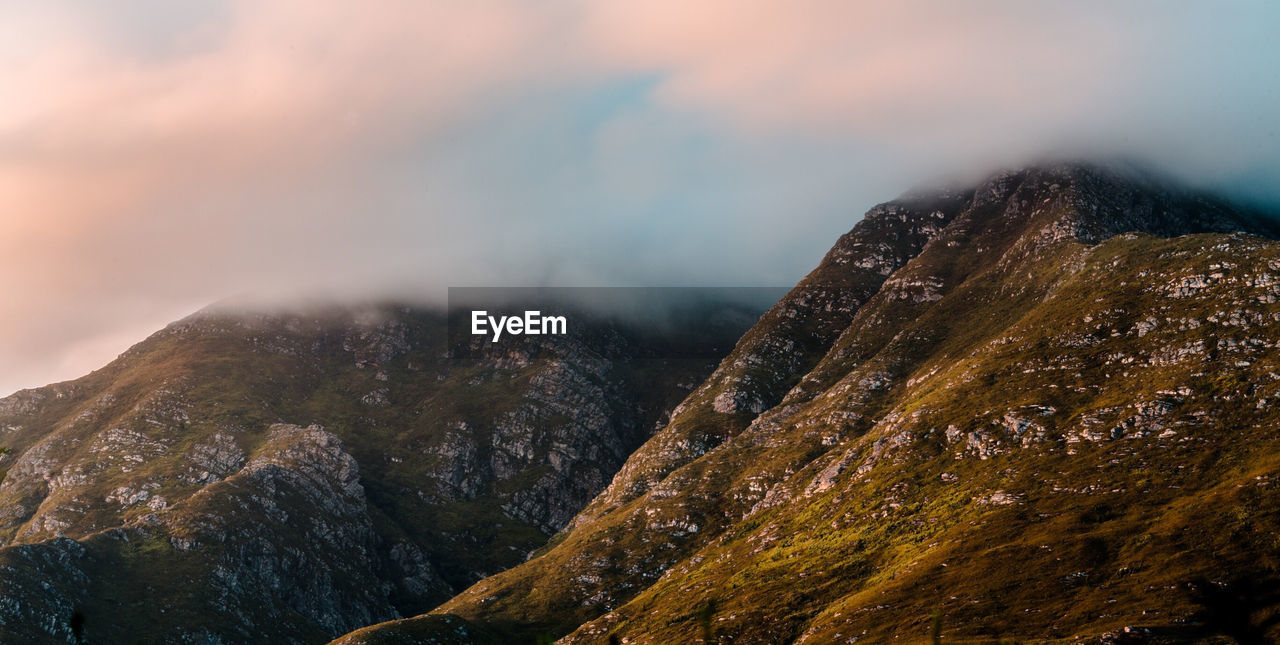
[0,302,753,643]
[340,163,1280,644]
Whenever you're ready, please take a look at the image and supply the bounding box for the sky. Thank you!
[2,1,1280,395]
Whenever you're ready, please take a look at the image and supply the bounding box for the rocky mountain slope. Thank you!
[343,163,1280,644]
[0,303,750,643]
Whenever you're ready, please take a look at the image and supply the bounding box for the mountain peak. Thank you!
[960,160,1277,243]
[402,166,1280,645]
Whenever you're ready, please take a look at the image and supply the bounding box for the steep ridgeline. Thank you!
[0,304,749,643]
[343,163,1280,644]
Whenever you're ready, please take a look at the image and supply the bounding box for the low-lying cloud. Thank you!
[2,0,1278,394]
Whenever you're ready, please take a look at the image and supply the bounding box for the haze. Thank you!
[3,1,1279,395]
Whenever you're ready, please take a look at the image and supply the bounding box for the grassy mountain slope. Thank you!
[0,304,746,643]
[346,164,1280,644]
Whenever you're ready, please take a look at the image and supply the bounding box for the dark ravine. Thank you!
[341,163,1280,644]
[0,303,752,643]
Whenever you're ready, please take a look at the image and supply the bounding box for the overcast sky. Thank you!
[3,1,1280,395]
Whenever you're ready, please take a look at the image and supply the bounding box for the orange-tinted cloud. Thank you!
[2,1,1279,394]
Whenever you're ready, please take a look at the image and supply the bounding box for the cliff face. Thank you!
[0,304,745,643]
[352,163,1280,644]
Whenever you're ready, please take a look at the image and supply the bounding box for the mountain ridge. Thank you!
[0,302,751,642]
[342,162,1280,644]
[5,161,1279,644]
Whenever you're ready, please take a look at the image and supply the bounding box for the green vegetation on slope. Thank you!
[0,303,746,643]
[344,164,1280,645]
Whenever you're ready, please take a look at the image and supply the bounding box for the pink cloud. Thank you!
[2,1,1278,395]
[0,0,556,394]
[579,1,1122,145]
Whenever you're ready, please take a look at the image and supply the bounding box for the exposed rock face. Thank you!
[372,163,1280,644]
[0,304,745,643]
[573,187,974,525]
